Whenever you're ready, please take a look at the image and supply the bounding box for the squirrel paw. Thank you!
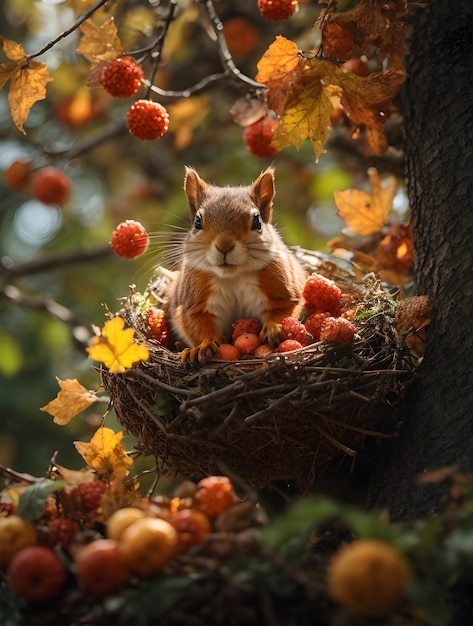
[260,321,281,347]
[180,340,220,365]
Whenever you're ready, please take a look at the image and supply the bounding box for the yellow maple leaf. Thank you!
[77,18,125,64]
[0,36,53,134]
[334,167,398,236]
[74,427,132,480]
[273,73,341,162]
[40,377,101,425]
[86,316,149,374]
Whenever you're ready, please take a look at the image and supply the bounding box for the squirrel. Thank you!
[164,167,307,363]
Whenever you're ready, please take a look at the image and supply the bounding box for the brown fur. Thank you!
[164,168,307,363]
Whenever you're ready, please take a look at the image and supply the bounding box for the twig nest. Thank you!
[101,257,421,491]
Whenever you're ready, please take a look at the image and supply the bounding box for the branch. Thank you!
[0,245,113,279]
[1,285,92,348]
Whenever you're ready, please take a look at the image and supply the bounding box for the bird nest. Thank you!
[101,256,419,492]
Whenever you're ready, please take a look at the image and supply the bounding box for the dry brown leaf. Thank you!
[0,36,53,134]
[40,377,101,425]
[77,18,125,64]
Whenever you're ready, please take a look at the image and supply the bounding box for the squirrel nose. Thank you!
[215,241,235,254]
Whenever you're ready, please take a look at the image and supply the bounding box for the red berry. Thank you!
[7,546,67,603]
[42,518,80,549]
[277,339,304,352]
[127,99,169,141]
[303,273,342,316]
[4,160,31,191]
[75,539,130,597]
[258,0,298,21]
[195,476,235,517]
[74,480,108,512]
[243,116,279,158]
[231,318,262,341]
[31,166,72,206]
[100,57,144,98]
[279,317,313,346]
[304,311,331,342]
[147,306,170,348]
[110,219,150,259]
[320,316,356,344]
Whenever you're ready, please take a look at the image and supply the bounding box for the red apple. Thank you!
[7,546,67,603]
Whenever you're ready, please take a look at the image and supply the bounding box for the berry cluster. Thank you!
[110,219,150,259]
[100,57,144,98]
[0,474,243,603]
[147,306,170,348]
[258,0,298,21]
[4,161,72,206]
[126,99,169,141]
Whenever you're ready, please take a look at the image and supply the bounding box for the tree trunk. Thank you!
[369,2,473,516]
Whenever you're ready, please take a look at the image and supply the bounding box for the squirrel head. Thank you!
[182,167,281,278]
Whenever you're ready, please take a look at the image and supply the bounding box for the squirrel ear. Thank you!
[184,167,208,218]
[251,167,275,223]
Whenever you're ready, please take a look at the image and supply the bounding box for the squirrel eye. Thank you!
[193,213,203,230]
[251,213,263,232]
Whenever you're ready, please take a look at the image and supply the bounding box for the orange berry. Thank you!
[258,0,298,21]
[277,339,304,352]
[233,333,262,356]
[100,57,144,98]
[215,343,241,360]
[254,344,274,358]
[126,99,169,141]
[170,508,211,551]
[106,507,147,542]
[195,476,235,517]
[31,166,72,206]
[4,160,31,191]
[147,306,170,348]
[327,539,412,615]
[223,17,259,58]
[110,219,150,259]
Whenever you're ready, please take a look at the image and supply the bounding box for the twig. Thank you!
[29,0,114,60]
[144,0,178,99]
[145,0,265,99]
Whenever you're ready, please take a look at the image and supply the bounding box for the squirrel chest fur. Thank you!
[164,167,307,363]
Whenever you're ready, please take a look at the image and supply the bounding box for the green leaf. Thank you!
[17,479,64,521]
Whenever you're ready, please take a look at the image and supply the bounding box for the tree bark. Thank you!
[369,2,473,517]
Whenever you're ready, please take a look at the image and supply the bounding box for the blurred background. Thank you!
[0,0,391,476]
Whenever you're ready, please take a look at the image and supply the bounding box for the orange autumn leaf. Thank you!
[40,377,101,425]
[74,427,132,480]
[0,36,53,134]
[77,18,125,65]
[86,316,149,373]
[255,36,404,160]
[255,35,304,114]
[334,167,397,236]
